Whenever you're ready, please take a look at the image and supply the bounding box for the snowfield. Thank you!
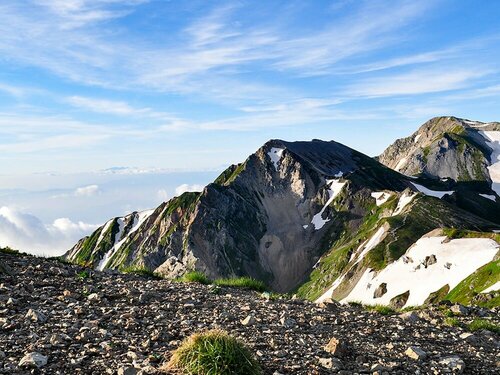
[481,281,500,293]
[411,182,454,198]
[395,157,407,171]
[341,235,499,308]
[350,226,387,266]
[479,193,497,201]
[317,225,387,303]
[268,147,285,171]
[480,131,500,196]
[310,179,346,230]
[393,192,416,216]
[97,209,154,271]
[371,192,391,206]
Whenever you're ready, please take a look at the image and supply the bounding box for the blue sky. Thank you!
[1,0,500,254]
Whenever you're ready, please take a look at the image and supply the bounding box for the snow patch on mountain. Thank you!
[97,209,154,271]
[268,147,284,171]
[395,157,407,171]
[479,131,500,195]
[411,182,453,198]
[371,192,391,206]
[393,192,416,216]
[351,226,387,265]
[316,273,347,304]
[341,235,499,307]
[481,281,500,293]
[311,179,346,230]
[479,194,497,201]
[96,219,114,247]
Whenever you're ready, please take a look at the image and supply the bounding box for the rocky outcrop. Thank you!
[379,116,500,185]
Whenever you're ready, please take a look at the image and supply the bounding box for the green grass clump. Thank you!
[77,270,91,279]
[444,317,460,327]
[467,319,500,334]
[364,304,395,315]
[166,329,262,375]
[214,277,267,292]
[177,271,212,285]
[121,265,162,279]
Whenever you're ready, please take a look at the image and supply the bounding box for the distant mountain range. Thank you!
[66,116,500,308]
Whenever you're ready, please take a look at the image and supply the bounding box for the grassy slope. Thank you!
[446,259,500,308]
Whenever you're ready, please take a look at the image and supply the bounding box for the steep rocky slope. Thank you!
[379,116,500,195]
[67,138,499,295]
[1,252,498,374]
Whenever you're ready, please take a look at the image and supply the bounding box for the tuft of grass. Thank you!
[364,304,395,315]
[166,329,262,375]
[214,277,267,292]
[121,265,162,279]
[77,270,91,279]
[444,317,460,327]
[467,319,500,334]
[177,271,212,285]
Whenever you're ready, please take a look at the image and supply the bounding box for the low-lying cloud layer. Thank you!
[0,206,98,256]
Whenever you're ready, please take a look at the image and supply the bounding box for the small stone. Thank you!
[319,357,342,370]
[279,316,296,328]
[117,366,138,375]
[399,311,419,323]
[319,357,333,369]
[439,356,465,372]
[405,346,427,360]
[19,352,48,368]
[450,304,468,315]
[87,293,100,302]
[241,314,255,326]
[25,308,47,323]
[371,363,387,371]
[324,337,349,357]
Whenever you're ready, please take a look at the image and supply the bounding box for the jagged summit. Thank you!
[379,116,500,187]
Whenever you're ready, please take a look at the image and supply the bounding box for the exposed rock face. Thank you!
[379,116,500,185]
[373,283,388,298]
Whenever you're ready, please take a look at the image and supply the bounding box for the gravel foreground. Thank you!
[0,252,498,374]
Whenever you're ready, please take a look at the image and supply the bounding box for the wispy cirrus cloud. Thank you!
[345,67,490,98]
[0,0,442,98]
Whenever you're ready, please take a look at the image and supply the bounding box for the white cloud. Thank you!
[67,96,147,116]
[345,68,489,97]
[175,184,204,196]
[0,206,98,256]
[74,184,100,196]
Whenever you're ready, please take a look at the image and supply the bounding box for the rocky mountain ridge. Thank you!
[66,117,500,308]
[378,116,500,191]
[0,251,498,374]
